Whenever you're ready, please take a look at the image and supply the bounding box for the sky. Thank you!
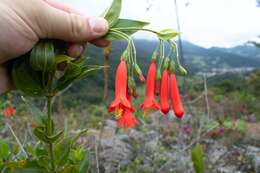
[59,0,260,48]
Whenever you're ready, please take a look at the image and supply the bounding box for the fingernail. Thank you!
[88,17,108,34]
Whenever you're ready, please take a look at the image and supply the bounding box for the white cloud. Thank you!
[59,0,260,48]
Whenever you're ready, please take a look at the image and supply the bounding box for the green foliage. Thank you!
[103,0,121,27]
[191,144,205,173]
[12,58,45,97]
[158,28,179,40]
[0,140,10,160]
[236,120,247,132]
[105,19,150,41]
[30,40,55,72]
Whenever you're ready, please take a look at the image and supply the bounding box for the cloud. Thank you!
[59,0,260,48]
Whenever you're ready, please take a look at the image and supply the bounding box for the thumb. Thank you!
[38,3,108,42]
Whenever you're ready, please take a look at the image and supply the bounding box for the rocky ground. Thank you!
[78,113,260,173]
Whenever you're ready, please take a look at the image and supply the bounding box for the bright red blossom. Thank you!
[118,109,138,129]
[160,70,170,114]
[140,61,160,114]
[117,92,138,128]
[3,106,16,118]
[108,60,132,118]
[169,74,184,118]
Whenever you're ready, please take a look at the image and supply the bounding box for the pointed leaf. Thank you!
[55,55,74,65]
[103,0,122,27]
[12,58,45,97]
[54,138,71,167]
[105,19,150,41]
[55,62,82,92]
[158,28,179,40]
[33,127,63,144]
[76,66,104,80]
[0,140,9,159]
[191,144,205,173]
[113,19,149,28]
[33,128,50,143]
[47,131,64,143]
[79,151,91,173]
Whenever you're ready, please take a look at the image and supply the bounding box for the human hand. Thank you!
[0,0,109,94]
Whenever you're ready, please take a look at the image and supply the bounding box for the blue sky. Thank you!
[59,0,260,48]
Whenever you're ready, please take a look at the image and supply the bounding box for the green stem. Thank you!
[112,27,159,35]
[158,39,165,69]
[169,41,181,64]
[47,96,55,173]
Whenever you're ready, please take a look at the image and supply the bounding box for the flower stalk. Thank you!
[47,96,55,173]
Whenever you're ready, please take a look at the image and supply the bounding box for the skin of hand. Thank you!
[0,0,109,94]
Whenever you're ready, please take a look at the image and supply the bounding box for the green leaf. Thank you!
[55,55,74,65]
[33,128,50,143]
[191,144,205,173]
[57,165,78,173]
[21,97,47,127]
[104,32,122,41]
[35,147,48,157]
[55,62,82,92]
[223,120,233,129]
[37,156,50,169]
[73,148,84,161]
[12,58,45,97]
[236,120,247,132]
[12,168,46,173]
[105,19,150,41]
[54,138,71,168]
[177,65,188,76]
[103,0,122,27]
[113,19,149,28]
[33,127,63,143]
[0,140,9,159]
[30,40,55,72]
[76,66,104,80]
[79,151,91,173]
[157,28,179,40]
[47,131,64,143]
[73,56,87,66]
[71,129,88,147]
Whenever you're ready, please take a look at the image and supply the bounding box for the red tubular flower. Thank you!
[118,109,138,129]
[118,92,138,129]
[140,61,160,114]
[160,70,170,114]
[108,60,132,118]
[169,74,184,118]
[3,106,16,118]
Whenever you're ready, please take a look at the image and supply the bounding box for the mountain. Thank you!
[210,44,260,59]
[182,41,260,73]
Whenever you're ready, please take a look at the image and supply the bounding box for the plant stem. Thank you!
[47,96,55,173]
[112,27,159,35]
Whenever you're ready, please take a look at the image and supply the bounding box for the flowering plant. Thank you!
[2,0,187,172]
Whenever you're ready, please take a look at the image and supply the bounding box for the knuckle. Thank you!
[69,14,86,39]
